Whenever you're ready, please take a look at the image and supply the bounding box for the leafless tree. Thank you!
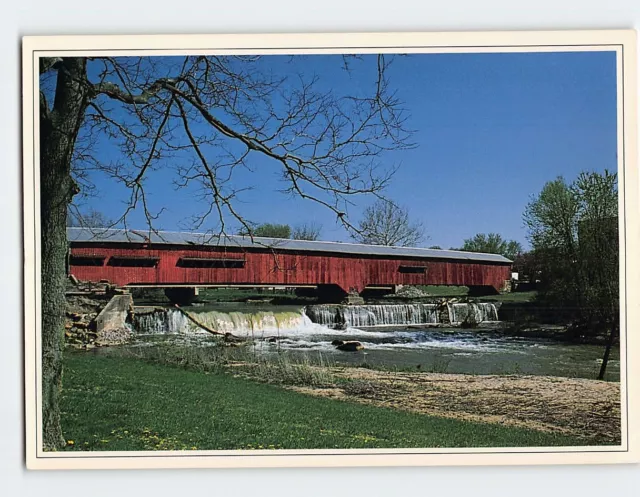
[292,222,322,241]
[351,199,425,247]
[38,54,413,449]
[67,207,113,228]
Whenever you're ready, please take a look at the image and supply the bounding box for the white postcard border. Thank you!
[22,29,639,470]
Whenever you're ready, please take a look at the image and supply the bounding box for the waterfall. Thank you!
[133,309,190,334]
[192,310,309,335]
[447,303,498,324]
[134,302,500,335]
[133,308,313,336]
[305,304,440,328]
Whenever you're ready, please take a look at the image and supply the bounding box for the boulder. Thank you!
[336,340,364,352]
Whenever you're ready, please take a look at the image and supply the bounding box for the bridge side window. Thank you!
[69,255,106,266]
[177,257,246,269]
[108,256,159,268]
[398,265,427,274]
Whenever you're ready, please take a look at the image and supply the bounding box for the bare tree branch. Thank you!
[54,55,413,239]
[352,199,425,247]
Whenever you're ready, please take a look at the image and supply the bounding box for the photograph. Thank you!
[22,30,638,469]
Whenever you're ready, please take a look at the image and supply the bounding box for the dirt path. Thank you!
[287,368,621,444]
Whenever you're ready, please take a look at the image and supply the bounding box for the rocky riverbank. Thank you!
[65,295,104,348]
[65,278,132,348]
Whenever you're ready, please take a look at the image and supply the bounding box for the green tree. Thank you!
[252,223,291,239]
[39,55,412,449]
[524,170,618,378]
[461,233,522,260]
[239,222,322,240]
[523,177,581,305]
[511,250,542,284]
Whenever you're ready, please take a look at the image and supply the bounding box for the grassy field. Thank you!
[418,285,470,297]
[59,352,584,451]
[481,291,538,303]
[416,286,537,303]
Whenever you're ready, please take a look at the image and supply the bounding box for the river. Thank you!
[129,303,620,381]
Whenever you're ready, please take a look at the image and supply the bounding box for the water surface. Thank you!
[130,304,619,381]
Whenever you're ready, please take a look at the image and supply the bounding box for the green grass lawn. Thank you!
[418,285,471,297]
[59,352,585,451]
[482,291,538,303]
[417,286,538,303]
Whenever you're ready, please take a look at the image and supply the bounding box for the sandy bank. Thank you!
[284,368,620,445]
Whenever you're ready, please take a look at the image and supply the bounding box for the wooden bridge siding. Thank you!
[70,245,510,292]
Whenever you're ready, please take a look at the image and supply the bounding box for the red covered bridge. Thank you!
[67,228,512,301]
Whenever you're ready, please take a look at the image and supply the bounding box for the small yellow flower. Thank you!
[66,440,74,446]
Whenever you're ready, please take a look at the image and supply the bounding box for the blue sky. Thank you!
[68,51,618,249]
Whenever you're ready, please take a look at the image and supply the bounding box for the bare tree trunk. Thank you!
[598,322,619,381]
[40,58,88,450]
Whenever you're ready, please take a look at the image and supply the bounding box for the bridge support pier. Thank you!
[342,291,365,305]
[164,287,199,305]
[95,294,133,345]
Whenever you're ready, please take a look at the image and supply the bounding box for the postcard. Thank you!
[22,30,638,469]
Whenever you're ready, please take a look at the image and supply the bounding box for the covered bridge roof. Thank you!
[67,227,513,264]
